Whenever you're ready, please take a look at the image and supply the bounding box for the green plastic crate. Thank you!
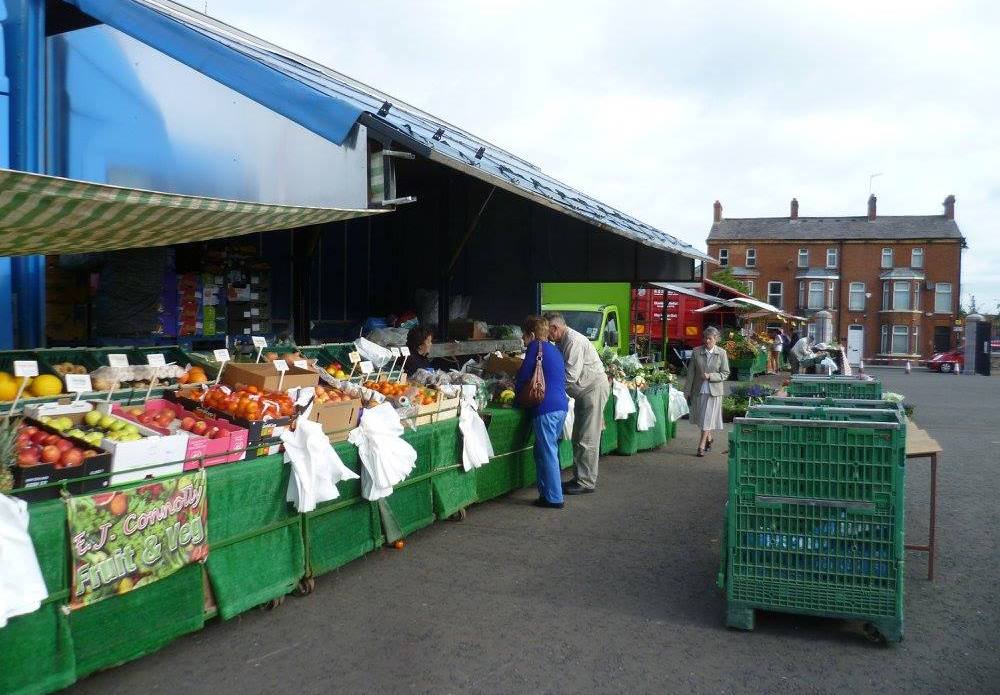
[787,377,882,400]
[725,417,905,640]
[128,345,197,369]
[746,405,904,425]
[475,452,523,501]
[766,396,902,412]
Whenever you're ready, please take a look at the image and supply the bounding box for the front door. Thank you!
[934,325,951,353]
[846,324,864,365]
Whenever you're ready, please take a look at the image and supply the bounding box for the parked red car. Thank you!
[923,346,965,372]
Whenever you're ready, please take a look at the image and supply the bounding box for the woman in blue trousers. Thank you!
[515,315,569,509]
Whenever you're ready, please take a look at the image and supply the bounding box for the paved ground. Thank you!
[72,369,999,694]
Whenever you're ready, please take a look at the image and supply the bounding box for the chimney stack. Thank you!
[867,194,877,222]
[790,198,799,220]
[943,194,956,220]
[713,200,722,224]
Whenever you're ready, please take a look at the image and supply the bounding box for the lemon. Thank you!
[0,379,17,401]
[29,374,63,398]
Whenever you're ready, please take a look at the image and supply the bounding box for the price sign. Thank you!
[13,360,38,378]
[146,353,166,367]
[213,349,231,363]
[389,347,401,357]
[107,353,129,368]
[65,374,93,393]
[348,352,361,364]
[399,347,411,357]
[251,336,267,348]
[359,361,374,375]
[272,359,289,372]
[293,360,308,369]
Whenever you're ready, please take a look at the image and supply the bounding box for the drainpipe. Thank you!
[3,0,47,348]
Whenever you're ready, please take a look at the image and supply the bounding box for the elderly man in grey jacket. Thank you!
[545,312,610,494]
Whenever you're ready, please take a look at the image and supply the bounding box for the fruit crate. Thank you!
[33,347,103,375]
[787,376,882,400]
[766,396,903,412]
[724,416,905,641]
[746,405,904,425]
[128,345,199,370]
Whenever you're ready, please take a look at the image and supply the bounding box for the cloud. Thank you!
[188,0,1000,308]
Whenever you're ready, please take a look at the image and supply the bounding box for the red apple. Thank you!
[191,420,208,436]
[129,407,144,417]
[82,449,98,458]
[40,445,61,464]
[205,426,220,439]
[22,426,39,437]
[156,410,175,423]
[60,448,83,467]
[155,414,175,428]
[55,438,74,452]
[17,449,40,466]
[16,432,31,447]
[180,416,196,431]
[43,433,61,446]
[30,430,49,445]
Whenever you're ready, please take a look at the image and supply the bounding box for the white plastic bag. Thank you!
[0,494,48,628]
[348,402,417,501]
[612,380,637,420]
[668,385,690,422]
[636,390,657,432]
[458,389,494,471]
[354,336,393,368]
[282,400,359,513]
[820,356,839,374]
[563,397,576,440]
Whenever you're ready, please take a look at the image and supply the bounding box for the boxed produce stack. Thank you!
[45,257,90,343]
[225,242,271,337]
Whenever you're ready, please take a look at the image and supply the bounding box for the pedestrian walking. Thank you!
[684,326,730,457]
[544,312,610,495]
[514,316,569,509]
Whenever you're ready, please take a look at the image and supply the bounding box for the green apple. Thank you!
[67,428,85,439]
[108,418,126,432]
[51,418,69,432]
[83,410,102,427]
[39,415,52,424]
[122,424,139,437]
[99,415,117,430]
[122,432,143,442]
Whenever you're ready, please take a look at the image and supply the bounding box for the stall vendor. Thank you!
[404,326,435,375]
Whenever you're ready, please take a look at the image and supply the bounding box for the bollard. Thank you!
[905,361,911,374]
[955,362,961,375]
[858,360,864,375]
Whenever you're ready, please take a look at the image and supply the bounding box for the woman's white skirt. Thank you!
[691,393,724,432]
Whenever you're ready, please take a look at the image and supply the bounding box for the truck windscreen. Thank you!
[561,311,603,341]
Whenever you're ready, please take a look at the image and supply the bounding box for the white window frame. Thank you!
[828,281,836,309]
[934,282,953,313]
[880,325,889,354]
[718,249,729,267]
[891,325,909,355]
[911,247,924,268]
[826,248,838,268]
[893,281,911,311]
[745,280,755,296]
[912,325,919,355]
[849,282,866,311]
[807,281,824,310]
[881,247,893,269]
[767,281,783,309]
[745,248,756,268]
[797,248,809,268]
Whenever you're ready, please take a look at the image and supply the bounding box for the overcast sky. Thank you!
[185,0,1000,311]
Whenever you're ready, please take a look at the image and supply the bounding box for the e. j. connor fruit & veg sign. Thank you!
[66,470,208,608]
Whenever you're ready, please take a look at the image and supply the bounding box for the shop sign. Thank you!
[66,470,208,609]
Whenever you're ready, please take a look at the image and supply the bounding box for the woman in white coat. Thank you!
[684,326,731,457]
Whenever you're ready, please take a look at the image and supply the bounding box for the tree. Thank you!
[710,268,751,296]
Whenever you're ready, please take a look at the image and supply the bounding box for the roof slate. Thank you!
[708,215,962,242]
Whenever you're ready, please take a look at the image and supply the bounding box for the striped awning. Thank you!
[0,169,385,256]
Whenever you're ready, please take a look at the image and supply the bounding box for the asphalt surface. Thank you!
[71,368,999,694]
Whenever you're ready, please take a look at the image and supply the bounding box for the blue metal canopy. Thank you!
[65,0,710,262]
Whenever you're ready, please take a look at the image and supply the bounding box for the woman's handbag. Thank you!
[517,341,546,407]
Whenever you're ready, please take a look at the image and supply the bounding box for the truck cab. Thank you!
[541,303,624,355]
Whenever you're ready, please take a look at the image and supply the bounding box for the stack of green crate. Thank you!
[766,396,901,412]
[786,375,883,400]
[722,403,906,642]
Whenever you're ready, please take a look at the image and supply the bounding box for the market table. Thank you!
[904,419,942,581]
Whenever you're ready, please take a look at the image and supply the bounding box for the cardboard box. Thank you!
[13,417,112,502]
[221,361,319,391]
[310,397,361,442]
[414,394,461,427]
[448,320,490,341]
[112,399,249,469]
[485,354,524,378]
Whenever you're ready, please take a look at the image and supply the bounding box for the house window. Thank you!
[881,325,889,354]
[826,248,838,268]
[911,248,924,268]
[891,325,909,355]
[828,281,836,309]
[912,325,919,355]
[893,281,911,311]
[881,248,893,268]
[745,280,755,296]
[849,282,866,311]
[718,249,729,267]
[797,248,809,268]
[807,281,824,309]
[767,281,783,309]
[807,323,817,342]
[745,248,756,267]
[934,282,952,313]
[882,282,890,310]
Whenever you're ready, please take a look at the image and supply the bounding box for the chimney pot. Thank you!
[713,200,722,224]
[867,194,877,222]
[943,194,956,220]
[790,198,799,220]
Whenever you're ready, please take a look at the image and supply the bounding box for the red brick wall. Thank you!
[707,237,962,360]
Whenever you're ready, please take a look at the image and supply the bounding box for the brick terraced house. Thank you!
[707,195,965,365]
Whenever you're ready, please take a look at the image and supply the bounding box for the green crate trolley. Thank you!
[787,375,883,400]
[723,413,906,642]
